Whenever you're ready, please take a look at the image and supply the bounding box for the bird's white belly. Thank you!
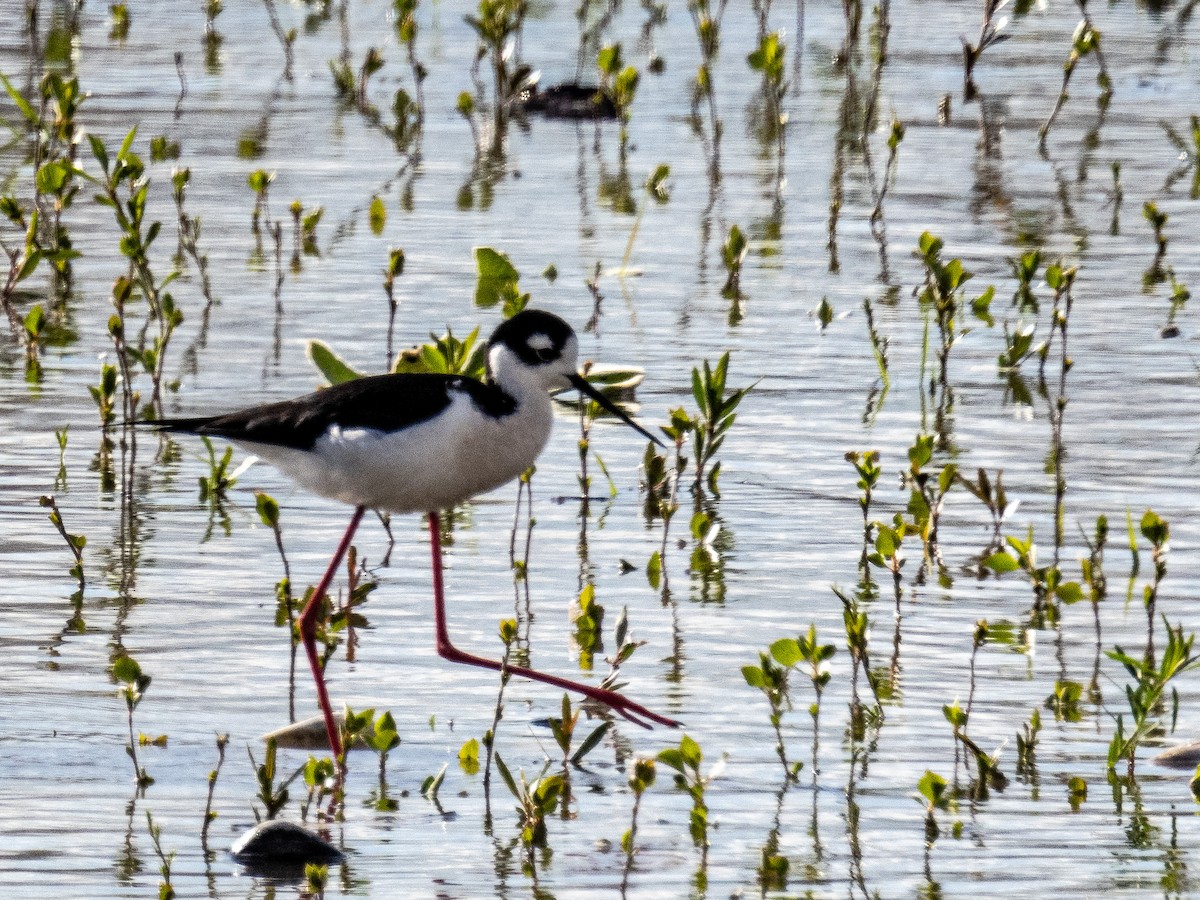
[240,393,553,514]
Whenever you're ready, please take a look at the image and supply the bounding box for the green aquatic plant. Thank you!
[685,351,753,496]
[721,223,747,301]
[619,163,670,274]
[955,468,1012,555]
[249,737,292,820]
[201,733,229,848]
[1137,510,1169,664]
[686,0,726,166]
[548,693,611,769]
[305,862,329,898]
[1161,114,1200,199]
[1108,619,1200,779]
[902,433,955,584]
[747,30,787,155]
[961,0,1015,99]
[483,618,519,803]
[914,232,985,392]
[170,168,215,312]
[473,246,528,317]
[39,495,85,588]
[464,0,533,156]
[88,130,185,417]
[658,734,720,852]
[301,755,336,821]
[113,653,154,788]
[572,583,603,669]
[145,810,175,900]
[1039,18,1108,146]
[598,43,640,158]
[742,642,800,780]
[916,770,954,847]
[983,526,1083,621]
[1009,248,1041,311]
[620,758,656,894]
[197,436,237,503]
[1142,201,1168,288]
[1015,708,1041,778]
[382,247,405,367]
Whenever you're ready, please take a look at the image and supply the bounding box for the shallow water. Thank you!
[3,0,1200,896]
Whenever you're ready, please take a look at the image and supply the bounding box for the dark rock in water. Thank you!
[1154,741,1200,769]
[231,820,343,868]
[522,83,615,120]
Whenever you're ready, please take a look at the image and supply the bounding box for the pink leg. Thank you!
[427,511,680,729]
[299,505,367,764]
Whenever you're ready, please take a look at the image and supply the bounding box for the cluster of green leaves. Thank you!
[747,31,787,144]
[197,436,237,503]
[915,232,992,388]
[721,224,747,301]
[572,584,604,670]
[494,758,564,849]
[620,758,656,890]
[916,770,955,845]
[89,129,185,416]
[598,43,640,140]
[902,433,956,582]
[742,627,835,780]
[657,735,719,849]
[249,738,292,820]
[983,526,1083,618]
[464,0,533,153]
[943,699,1007,798]
[474,246,528,316]
[548,693,611,768]
[1108,619,1200,778]
[678,352,753,495]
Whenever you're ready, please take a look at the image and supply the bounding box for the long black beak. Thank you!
[568,373,663,446]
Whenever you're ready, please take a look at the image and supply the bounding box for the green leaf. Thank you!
[0,73,38,125]
[494,752,519,799]
[983,552,1020,573]
[741,665,765,688]
[369,195,386,235]
[769,638,802,668]
[473,246,520,308]
[571,721,611,764]
[646,550,662,590]
[113,655,142,684]
[307,340,362,385]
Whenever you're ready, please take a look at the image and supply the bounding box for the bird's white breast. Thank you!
[239,388,554,514]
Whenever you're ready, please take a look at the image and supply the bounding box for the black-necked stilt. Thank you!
[152,309,678,763]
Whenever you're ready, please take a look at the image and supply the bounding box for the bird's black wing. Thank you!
[153,373,510,451]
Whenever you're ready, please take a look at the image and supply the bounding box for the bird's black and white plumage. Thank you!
[154,309,656,513]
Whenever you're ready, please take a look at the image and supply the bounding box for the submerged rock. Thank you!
[261,711,378,750]
[231,820,343,867]
[1154,741,1200,769]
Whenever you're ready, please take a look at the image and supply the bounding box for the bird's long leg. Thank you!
[299,505,367,765]
[427,511,681,729]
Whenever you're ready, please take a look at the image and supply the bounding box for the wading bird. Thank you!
[152,309,679,763]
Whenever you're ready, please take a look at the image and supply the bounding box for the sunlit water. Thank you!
[3,0,1200,896]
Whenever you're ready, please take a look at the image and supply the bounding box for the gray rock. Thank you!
[1154,741,1200,770]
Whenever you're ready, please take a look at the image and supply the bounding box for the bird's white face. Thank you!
[487,311,580,394]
